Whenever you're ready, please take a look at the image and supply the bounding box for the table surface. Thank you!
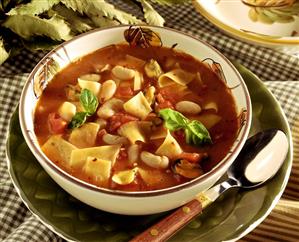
[0,2,298,242]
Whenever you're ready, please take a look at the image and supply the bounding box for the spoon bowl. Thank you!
[228,129,289,189]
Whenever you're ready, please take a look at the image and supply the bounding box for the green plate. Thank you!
[6,63,292,242]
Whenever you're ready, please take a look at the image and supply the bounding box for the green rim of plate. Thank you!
[6,63,292,242]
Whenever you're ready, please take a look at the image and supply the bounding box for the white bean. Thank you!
[128,144,140,163]
[99,80,117,103]
[175,101,201,115]
[145,86,156,105]
[112,66,135,80]
[102,134,128,145]
[58,101,76,122]
[140,151,169,169]
[78,74,101,82]
[97,98,124,119]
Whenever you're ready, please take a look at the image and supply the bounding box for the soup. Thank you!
[34,44,240,191]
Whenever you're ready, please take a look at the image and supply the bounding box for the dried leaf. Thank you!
[7,0,60,15]
[0,38,9,65]
[61,0,142,24]
[138,0,165,26]
[89,15,119,28]
[3,14,73,41]
[51,4,93,33]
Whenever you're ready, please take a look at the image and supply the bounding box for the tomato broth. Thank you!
[34,44,239,191]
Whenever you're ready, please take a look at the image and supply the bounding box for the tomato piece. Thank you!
[157,100,174,110]
[109,121,122,133]
[115,86,134,98]
[97,129,107,141]
[108,112,139,132]
[48,112,67,134]
[176,152,207,163]
[156,93,174,110]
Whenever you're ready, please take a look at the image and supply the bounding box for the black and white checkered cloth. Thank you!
[0,3,298,242]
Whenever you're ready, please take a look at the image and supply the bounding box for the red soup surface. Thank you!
[34,44,240,191]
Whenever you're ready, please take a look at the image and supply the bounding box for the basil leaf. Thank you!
[185,120,212,146]
[80,88,98,115]
[68,89,98,129]
[159,108,188,131]
[68,112,87,129]
[159,108,212,146]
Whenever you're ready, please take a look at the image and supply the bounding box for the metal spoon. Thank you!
[131,129,289,242]
[203,129,289,203]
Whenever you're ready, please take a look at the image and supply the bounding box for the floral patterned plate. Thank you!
[6,62,292,241]
[193,0,299,54]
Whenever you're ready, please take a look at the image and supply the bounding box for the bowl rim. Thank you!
[193,0,299,46]
[19,25,252,197]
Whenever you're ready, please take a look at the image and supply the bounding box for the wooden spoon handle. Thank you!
[130,199,202,242]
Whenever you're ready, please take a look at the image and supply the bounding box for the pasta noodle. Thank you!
[112,168,138,185]
[69,123,100,148]
[118,121,152,144]
[83,157,111,185]
[123,92,152,119]
[155,131,182,159]
[70,145,121,168]
[158,69,195,87]
[42,135,77,165]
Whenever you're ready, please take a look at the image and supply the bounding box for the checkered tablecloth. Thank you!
[0,2,298,242]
